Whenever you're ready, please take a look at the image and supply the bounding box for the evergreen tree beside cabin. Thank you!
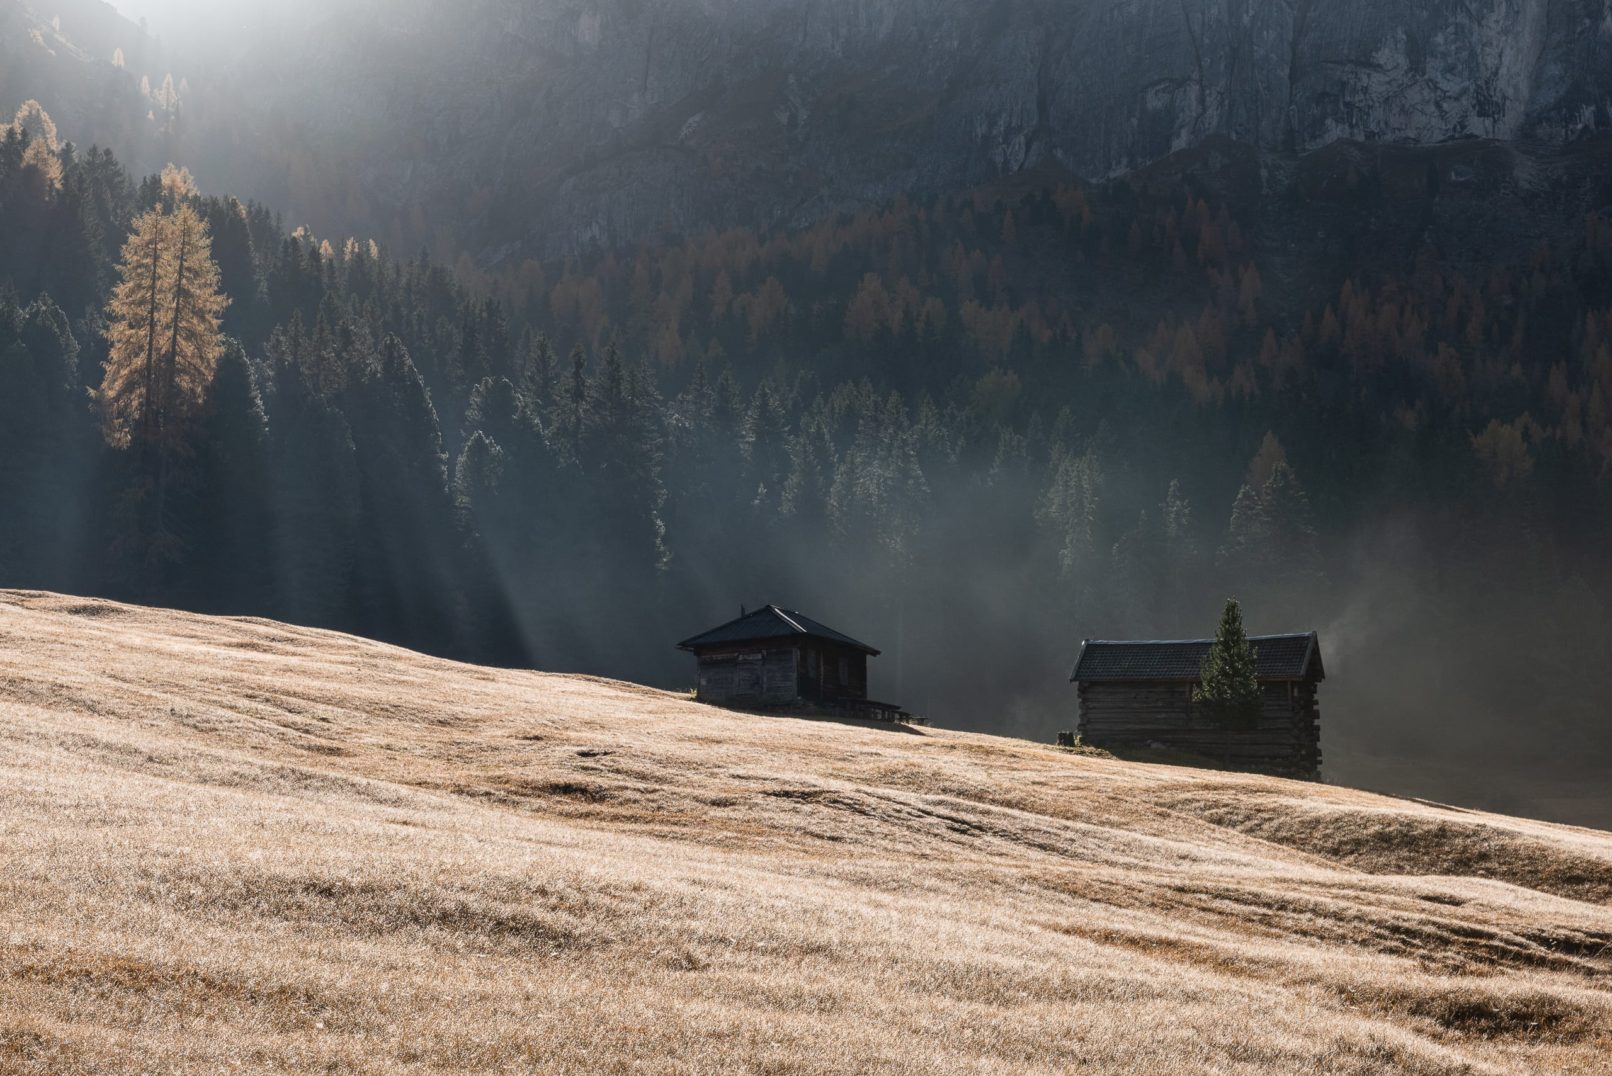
[1194,599,1264,730]
[1069,614,1325,779]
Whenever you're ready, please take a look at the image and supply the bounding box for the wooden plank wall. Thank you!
[849,653,868,700]
[1077,680,1321,780]
[697,647,800,706]
[793,644,868,703]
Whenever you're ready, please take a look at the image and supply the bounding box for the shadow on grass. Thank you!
[713,704,929,735]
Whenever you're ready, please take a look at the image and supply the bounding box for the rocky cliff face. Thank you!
[125,0,1612,253]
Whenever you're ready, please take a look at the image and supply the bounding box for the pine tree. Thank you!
[557,343,587,460]
[582,342,666,569]
[517,331,556,415]
[780,416,830,527]
[98,195,228,556]
[99,208,167,450]
[1218,481,1269,577]
[203,196,264,341]
[459,378,555,549]
[156,74,179,137]
[100,205,227,448]
[186,341,274,612]
[1157,478,1204,623]
[1194,598,1263,729]
[267,355,361,629]
[742,379,791,514]
[306,299,342,397]
[1261,461,1322,587]
[9,101,62,193]
[1161,479,1195,555]
[710,367,744,441]
[453,430,506,539]
[448,413,540,666]
[1037,447,1103,580]
[342,333,458,647]
[39,164,103,316]
[0,293,95,588]
[451,300,488,397]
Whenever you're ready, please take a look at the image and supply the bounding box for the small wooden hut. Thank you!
[678,605,904,718]
[1070,632,1324,779]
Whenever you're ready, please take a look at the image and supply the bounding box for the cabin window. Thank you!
[838,656,848,684]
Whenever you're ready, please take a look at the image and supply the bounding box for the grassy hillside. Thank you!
[1,591,1609,1073]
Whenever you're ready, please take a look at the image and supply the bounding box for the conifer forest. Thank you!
[5,79,1612,819]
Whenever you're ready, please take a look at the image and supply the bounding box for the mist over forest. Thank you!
[4,0,1612,827]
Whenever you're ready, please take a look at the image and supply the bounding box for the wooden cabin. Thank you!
[1070,632,1324,779]
[678,605,893,714]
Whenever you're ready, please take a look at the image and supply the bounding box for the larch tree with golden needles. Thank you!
[99,166,229,556]
[10,99,63,192]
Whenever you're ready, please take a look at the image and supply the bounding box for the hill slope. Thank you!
[2,591,1610,1073]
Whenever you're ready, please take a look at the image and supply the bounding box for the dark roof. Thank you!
[1070,632,1323,683]
[678,605,880,656]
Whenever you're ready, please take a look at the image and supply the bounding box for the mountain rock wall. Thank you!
[22,0,1612,252]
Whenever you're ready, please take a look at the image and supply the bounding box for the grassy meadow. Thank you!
[1,591,1609,1073]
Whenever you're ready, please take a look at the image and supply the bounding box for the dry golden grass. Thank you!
[1,590,1610,1074]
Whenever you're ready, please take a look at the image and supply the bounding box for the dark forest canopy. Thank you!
[3,113,1612,824]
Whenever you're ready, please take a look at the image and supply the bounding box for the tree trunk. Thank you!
[139,225,163,447]
[153,225,191,543]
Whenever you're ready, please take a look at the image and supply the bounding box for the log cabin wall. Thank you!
[797,645,821,700]
[679,606,883,710]
[695,645,800,706]
[791,642,869,703]
[1077,679,1321,780]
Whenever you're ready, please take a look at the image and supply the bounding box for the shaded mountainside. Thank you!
[197,0,1612,255]
[12,0,1612,255]
[182,0,1612,254]
[0,0,156,158]
[2,589,1611,1071]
